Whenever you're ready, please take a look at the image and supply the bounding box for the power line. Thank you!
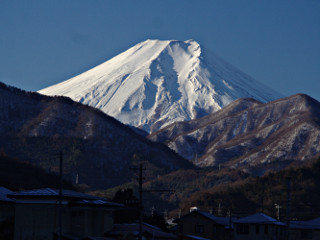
[130,163,175,240]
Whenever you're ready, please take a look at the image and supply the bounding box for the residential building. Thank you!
[174,209,234,240]
[0,186,15,222]
[8,188,122,240]
[106,222,178,240]
[0,187,15,239]
[290,217,320,240]
[233,213,286,240]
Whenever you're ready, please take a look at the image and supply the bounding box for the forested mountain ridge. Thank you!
[148,94,320,169]
[0,82,193,189]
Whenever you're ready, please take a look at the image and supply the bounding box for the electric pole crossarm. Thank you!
[130,163,175,240]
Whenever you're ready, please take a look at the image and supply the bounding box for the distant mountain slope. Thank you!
[142,157,320,219]
[39,39,283,133]
[148,94,320,168]
[0,82,193,189]
[0,153,75,191]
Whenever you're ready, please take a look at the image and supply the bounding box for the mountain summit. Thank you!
[39,39,283,133]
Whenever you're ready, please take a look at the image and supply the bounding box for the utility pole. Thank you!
[130,163,145,240]
[58,151,63,240]
[218,202,222,216]
[138,163,144,240]
[130,163,175,240]
[75,173,79,185]
[286,177,292,240]
[164,209,168,221]
[151,206,156,217]
[228,210,232,240]
[275,204,282,220]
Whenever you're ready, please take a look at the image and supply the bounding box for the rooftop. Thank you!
[290,217,320,230]
[107,223,177,239]
[175,210,235,227]
[234,213,286,226]
[0,186,15,202]
[9,188,101,200]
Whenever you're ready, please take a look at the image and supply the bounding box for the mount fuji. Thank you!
[39,39,283,133]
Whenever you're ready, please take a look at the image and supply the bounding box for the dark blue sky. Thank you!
[1,0,319,100]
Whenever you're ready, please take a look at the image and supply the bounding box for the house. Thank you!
[181,235,210,240]
[0,187,15,239]
[233,213,286,240]
[105,222,178,240]
[290,217,320,240]
[174,209,234,240]
[0,186,15,222]
[8,188,122,240]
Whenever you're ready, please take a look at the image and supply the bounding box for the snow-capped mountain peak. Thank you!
[39,39,283,133]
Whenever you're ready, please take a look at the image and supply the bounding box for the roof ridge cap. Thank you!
[45,188,58,195]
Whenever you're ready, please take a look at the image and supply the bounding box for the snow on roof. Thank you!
[0,186,15,202]
[234,213,285,226]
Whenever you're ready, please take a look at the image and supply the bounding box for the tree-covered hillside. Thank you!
[0,151,74,191]
[106,158,320,220]
[180,158,320,220]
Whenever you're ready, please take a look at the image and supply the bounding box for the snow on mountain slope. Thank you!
[148,94,320,168]
[39,39,283,133]
[0,81,194,189]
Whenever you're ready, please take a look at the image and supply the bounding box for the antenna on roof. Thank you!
[274,204,282,220]
[218,202,222,216]
[75,173,79,185]
[190,206,199,212]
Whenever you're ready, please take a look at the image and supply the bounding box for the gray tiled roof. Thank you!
[9,188,103,200]
[0,186,14,202]
[290,217,320,230]
[175,210,234,227]
[73,199,123,207]
[185,235,211,240]
[198,211,234,226]
[107,223,178,239]
[234,213,286,226]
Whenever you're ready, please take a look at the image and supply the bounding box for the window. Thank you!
[256,225,260,234]
[264,225,269,234]
[195,225,204,234]
[236,224,249,235]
